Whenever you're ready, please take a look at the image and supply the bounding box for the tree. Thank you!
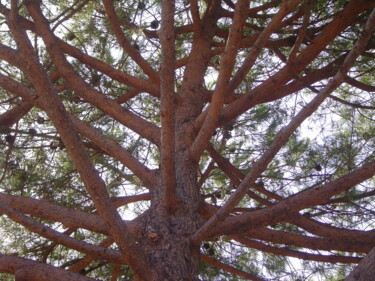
[0,0,374,280]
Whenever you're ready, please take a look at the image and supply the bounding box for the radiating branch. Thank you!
[102,0,159,83]
[189,0,250,162]
[0,255,97,281]
[12,2,152,276]
[0,199,123,263]
[228,0,303,93]
[219,0,374,125]
[0,74,158,189]
[192,10,375,242]
[201,254,265,281]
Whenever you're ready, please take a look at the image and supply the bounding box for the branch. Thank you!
[228,0,303,93]
[219,0,374,124]
[329,94,375,110]
[102,0,159,83]
[113,193,151,207]
[189,0,250,161]
[0,192,108,234]
[0,199,123,263]
[206,143,283,202]
[201,254,265,281]
[71,118,158,189]
[0,4,161,146]
[217,159,375,237]
[51,0,91,30]
[0,255,97,281]
[13,2,152,276]
[345,246,375,280]
[0,100,32,128]
[233,236,361,264]
[344,75,375,92]
[241,228,372,253]
[0,74,158,189]
[191,10,375,242]
[0,4,159,96]
[287,0,313,61]
[190,0,201,32]
[70,237,114,273]
[289,215,375,244]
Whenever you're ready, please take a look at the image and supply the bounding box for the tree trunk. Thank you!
[132,96,206,280]
[136,166,203,280]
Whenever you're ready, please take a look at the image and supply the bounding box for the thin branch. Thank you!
[287,0,313,61]
[70,237,114,273]
[329,94,375,110]
[51,0,91,30]
[102,0,159,83]
[201,254,265,281]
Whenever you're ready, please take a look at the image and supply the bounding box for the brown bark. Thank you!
[0,100,32,128]
[0,255,96,281]
[345,247,375,281]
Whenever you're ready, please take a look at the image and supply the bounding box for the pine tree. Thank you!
[0,1,375,280]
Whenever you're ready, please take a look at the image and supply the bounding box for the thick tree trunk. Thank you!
[138,209,201,280]
[132,95,206,280]
[136,167,203,280]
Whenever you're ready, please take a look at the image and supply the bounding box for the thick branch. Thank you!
[0,4,161,146]
[217,159,375,237]
[0,100,32,128]
[234,236,361,264]
[345,246,375,280]
[0,192,108,234]
[0,255,96,281]
[241,228,372,253]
